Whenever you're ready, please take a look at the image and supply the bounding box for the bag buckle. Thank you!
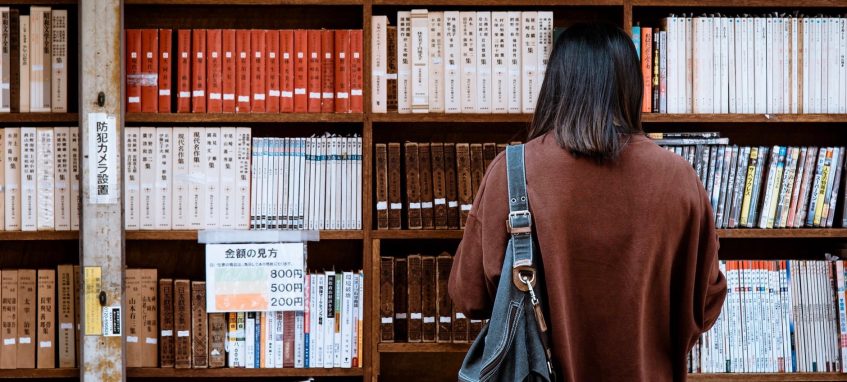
[507,210,532,235]
[512,266,536,292]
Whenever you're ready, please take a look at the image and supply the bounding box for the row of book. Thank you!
[371,11,554,114]
[127,270,364,369]
[637,15,847,114]
[654,133,845,228]
[379,254,484,343]
[125,29,364,114]
[689,260,847,373]
[374,141,506,231]
[0,7,67,113]
[0,128,80,231]
[0,266,80,369]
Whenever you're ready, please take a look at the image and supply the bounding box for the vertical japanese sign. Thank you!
[86,113,118,204]
[205,242,305,313]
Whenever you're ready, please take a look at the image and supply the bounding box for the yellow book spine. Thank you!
[813,148,833,226]
[740,147,758,226]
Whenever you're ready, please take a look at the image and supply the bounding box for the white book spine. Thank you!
[341,272,354,368]
[308,274,318,367]
[506,12,521,114]
[124,127,140,230]
[29,7,50,113]
[720,17,729,113]
[666,17,678,113]
[475,11,492,114]
[35,127,53,230]
[314,274,325,368]
[491,12,508,113]
[204,128,221,228]
[333,274,342,368]
[802,18,810,113]
[792,17,800,114]
[19,16,29,113]
[766,17,774,113]
[188,127,206,229]
[245,315,255,368]
[0,130,4,229]
[428,12,444,113]
[460,12,477,113]
[323,272,335,368]
[171,128,188,229]
[154,128,172,230]
[235,128,251,229]
[53,127,69,230]
[410,9,429,113]
[264,312,274,368]
[754,17,767,113]
[69,127,78,229]
[19,128,35,231]
[219,127,237,229]
[520,12,537,114]
[51,10,67,113]
[536,11,553,104]
[729,18,737,114]
[250,138,258,229]
[397,11,412,114]
[443,12,461,113]
[355,138,362,229]
[274,311,283,368]
[139,127,155,230]
[372,16,388,113]
[0,8,10,113]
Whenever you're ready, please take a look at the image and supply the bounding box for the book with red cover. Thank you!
[221,29,236,113]
[158,29,173,113]
[349,30,363,113]
[206,29,223,113]
[320,30,334,113]
[334,30,350,113]
[250,30,266,113]
[235,30,251,113]
[306,30,322,113]
[126,29,142,112]
[191,29,207,113]
[280,30,295,113]
[140,29,159,113]
[293,30,308,113]
[176,30,191,113]
[265,30,280,113]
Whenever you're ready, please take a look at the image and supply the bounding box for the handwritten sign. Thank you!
[86,113,118,204]
[205,243,305,312]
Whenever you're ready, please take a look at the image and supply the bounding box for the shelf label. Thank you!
[205,242,305,313]
[83,267,102,335]
[86,113,118,204]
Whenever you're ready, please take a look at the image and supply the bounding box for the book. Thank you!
[159,279,174,367]
[176,30,191,112]
[418,143,434,229]
[36,269,54,369]
[404,142,422,229]
[206,29,223,113]
[159,29,173,112]
[18,15,28,113]
[372,16,388,113]
[407,254,422,343]
[1,270,17,369]
[436,253,453,343]
[250,30,266,113]
[191,29,207,113]
[421,256,437,342]
[375,143,389,229]
[140,29,158,113]
[29,7,50,113]
[236,30,251,113]
[191,281,208,368]
[380,257,395,342]
[15,270,34,369]
[387,142,402,229]
[334,30,350,113]
[174,279,191,368]
[50,10,66,113]
[56,265,73,367]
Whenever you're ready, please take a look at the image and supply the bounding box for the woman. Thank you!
[448,22,726,381]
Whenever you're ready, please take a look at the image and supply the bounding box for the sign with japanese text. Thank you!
[205,243,305,312]
[86,113,118,204]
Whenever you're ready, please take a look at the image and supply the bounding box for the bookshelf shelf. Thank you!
[687,374,847,381]
[0,231,79,241]
[378,343,471,353]
[372,113,532,123]
[372,230,464,239]
[125,113,364,124]
[641,114,847,123]
[125,230,364,241]
[372,0,622,6]
[126,367,364,378]
[0,113,79,124]
[632,0,844,7]
[125,0,363,4]
[371,229,847,240]
[0,368,78,378]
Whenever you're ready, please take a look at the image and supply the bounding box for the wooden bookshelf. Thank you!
[125,112,364,124]
[0,369,78,378]
[0,113,79,124]
[125,230,364,240]
[641,114,847,123]
[687,374,847,382]
[127,368,365,378]
[378,343,471,353]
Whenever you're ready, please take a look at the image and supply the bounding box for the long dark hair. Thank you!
[528,22,643,162]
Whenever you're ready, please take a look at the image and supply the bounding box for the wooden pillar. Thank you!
[79,0,125,381]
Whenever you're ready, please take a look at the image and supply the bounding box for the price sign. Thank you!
[205,242,305,312]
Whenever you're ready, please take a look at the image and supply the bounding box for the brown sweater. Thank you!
[449,133,726,381]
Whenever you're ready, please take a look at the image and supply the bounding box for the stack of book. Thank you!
[371,11,554,114]
[691,259,847,373]
[636,15,847,114]
[0,7,68,113]
[0,128,80,231]
[127,270,364,369]
[374,141,506,230]
[0,265,80,369]
[125,29,364,114]
[652,132,845,228]
[379,254,484,343]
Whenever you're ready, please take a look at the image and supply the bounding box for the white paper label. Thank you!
[177,330,190,337]
[146,52,153,59]
[60,323,74,330]
[449,201,458,208]
[336,92,349,99]
[281,91,294,98]
[161,330,173,337]
[423,317,436,324]
[238,96,250,102]
[212,52,218,58]
[322,92,334,99]
[179,91,191,98]
[434,198,446,205]
[309,92,321,99]
[87,113,118,204]
[410,312,422,320]
[376,201,388,210]
[126,336,139,343]
[146,337,158,344]
[409,202,421,209]
[3,338,15,345]
[197,52,203,59]
[351,89,363,96]
[225,52,232,58]
[270,52,276,59]
[390,203,402,210]
[381,317,393,324]
[159,89,171,96]
[127,96,140,104]
[163,52,169,59]
[294,88,306,95]
[456,312,466,319]
[254,93,266,100]
[18,337,31,344]
[209,93,222,100]
[440,316,452,323]
[421,202,433,209]
[284,53,290,59]
[269,90,281,97]
[223,94,236,101]
[193,90,205,97]
[102,305,122,337]
[461,204,473,211]
[39,341,52,348]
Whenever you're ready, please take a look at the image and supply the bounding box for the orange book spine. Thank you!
[236,30,251,113]
[349,29,363,113]
[265,30,281,113]
[191,29,207,113]
[293,29,308,113]
[221,29,237,113]
[307,30,322,113]
[176,30,192,113]
[126,29,142,113]
[251,30,267,113]
[641,27,652,113]
[334,30,351,113]
[280,30,295,113]
[140,29,159,113]
[158,29,173,113]
[206,29,223,113]
[320,30,334,113]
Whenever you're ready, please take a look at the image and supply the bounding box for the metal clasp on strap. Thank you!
[507,210,532,235]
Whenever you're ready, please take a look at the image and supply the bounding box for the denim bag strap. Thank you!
[458,144,557,382]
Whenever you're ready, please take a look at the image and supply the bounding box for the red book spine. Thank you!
[280,30,294,113]
[236,30,252,113]
[307,30,322,113]
[176,30,191,113]
[158,29,173,113]
[251,30,267,113]
[265,30,280,113]
[140,29,159,113]
[126,29,142,113]
[334,30,350,113]
[320,30,334,113]
[206,29,223,113]
[191,29,207,113]
[221,30,237,113]
[293,30,308,113]
[349,29,363,113]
